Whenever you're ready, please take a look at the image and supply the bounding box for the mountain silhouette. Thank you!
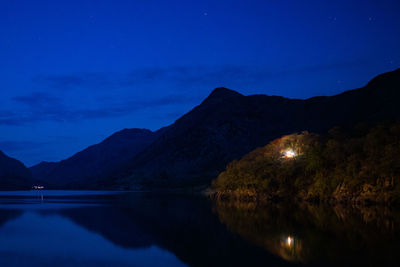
[31,68,400,189]
[30,128,162,187]
[0,150,33,189]
[106,68,400,189]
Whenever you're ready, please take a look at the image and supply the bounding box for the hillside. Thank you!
[0,150,33,189]
[30,128,162,187]
[211,123,400,204]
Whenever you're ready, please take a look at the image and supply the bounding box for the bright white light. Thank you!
[284,149,295,158]
[286,236,293,246]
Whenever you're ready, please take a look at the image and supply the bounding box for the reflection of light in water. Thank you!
[275,235,301,262]
[286,236,293,247]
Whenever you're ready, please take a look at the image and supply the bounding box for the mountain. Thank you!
[107,68,400,189]
[30,68,400,189]
[30,161,58,181]
[30,128,162,187]
[0,150,33,189]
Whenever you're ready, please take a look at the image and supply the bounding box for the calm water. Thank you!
[0,191,399,266]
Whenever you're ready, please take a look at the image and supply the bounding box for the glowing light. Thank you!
[33,185,44,190]
[286,236,293,247]
[283,149,296,158]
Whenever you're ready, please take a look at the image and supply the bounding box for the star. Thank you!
[203,12,208,16]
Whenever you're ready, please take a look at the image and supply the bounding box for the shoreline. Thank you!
[208,188,400,206]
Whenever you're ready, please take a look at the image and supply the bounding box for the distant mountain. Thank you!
[106,68,400,189]
[0,150,33,189]
[30,128,162,187]
[30,161,58,181]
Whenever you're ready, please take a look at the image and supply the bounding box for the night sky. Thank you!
[1,0,400,166]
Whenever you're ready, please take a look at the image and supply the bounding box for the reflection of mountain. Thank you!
[55,206,154,248]
[214,201,400,266]
[52,194,292,267]
[0,209,23,227]
[5,194,400,266]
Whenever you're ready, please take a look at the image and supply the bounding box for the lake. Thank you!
[0,191,399,266]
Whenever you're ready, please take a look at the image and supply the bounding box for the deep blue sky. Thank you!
[1,0,400,166]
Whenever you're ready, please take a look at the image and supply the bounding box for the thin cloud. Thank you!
[1,92,197,125]
[12,92,61,107]
[32,72,116,90]
[4,60,368,126]
[31,60,368,91]
[0,141,50,152]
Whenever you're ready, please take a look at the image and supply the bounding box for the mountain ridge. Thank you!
[107,68,400,189]
[29,68,400,189]
[30,128,162,187]
[0,150,33,189]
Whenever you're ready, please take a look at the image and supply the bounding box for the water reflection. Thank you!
[0,212,184,267]
[2,191,398,266]
[0,192,292,267]
[213,201,400,266]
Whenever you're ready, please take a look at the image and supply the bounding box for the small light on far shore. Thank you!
[33,185,44,190]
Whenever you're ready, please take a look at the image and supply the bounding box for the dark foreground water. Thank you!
[0,191,399,266]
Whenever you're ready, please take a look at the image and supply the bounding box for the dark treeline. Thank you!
[212,122,400,204]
